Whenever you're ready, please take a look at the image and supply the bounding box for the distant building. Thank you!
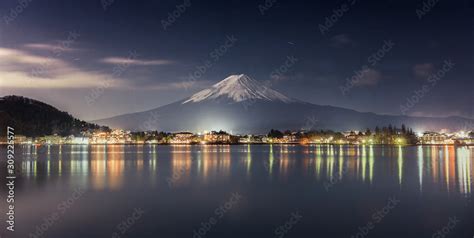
[421,132,453,144]
[239,135,252,143]
[454,138,474,145]
[42,135,63,144]
[345,131,359,144]
[283,134,297,143]
[240,135,264,143]
[89,129,132,144]
[90,132,108,144]
[109,129,131,144]
[14,135,29,144]
[261,136,271,143]
[70,136,89,144]
[204,131,231,143]
[170,132,195,144]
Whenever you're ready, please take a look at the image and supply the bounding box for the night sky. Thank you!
[0,0,473,120]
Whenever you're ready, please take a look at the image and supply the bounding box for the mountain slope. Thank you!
[183,74,293,103]
[0,95,108,137]
[93,74,473,133]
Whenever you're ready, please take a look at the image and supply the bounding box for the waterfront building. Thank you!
[170,132,195,144]
[204,131,231,143]
[421,132,453,144]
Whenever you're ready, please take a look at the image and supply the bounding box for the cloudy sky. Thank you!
[0,0,473,120]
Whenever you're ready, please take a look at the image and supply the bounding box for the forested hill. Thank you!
[0,95,109,137]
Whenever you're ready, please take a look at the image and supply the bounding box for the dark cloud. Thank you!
[413,63,435,79]
[330,34,356,48]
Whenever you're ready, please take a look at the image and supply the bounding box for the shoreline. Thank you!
[1,142,472,146]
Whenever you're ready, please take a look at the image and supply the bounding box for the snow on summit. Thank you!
[183,74,293,104]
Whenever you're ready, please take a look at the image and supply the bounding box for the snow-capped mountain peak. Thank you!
[183,74,293,104]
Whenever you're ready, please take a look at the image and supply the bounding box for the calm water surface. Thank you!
[1,144,473,238]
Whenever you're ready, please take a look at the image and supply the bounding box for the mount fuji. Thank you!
[182,74,293,104]
[93,74,472,133]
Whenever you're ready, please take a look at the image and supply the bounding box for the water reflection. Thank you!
[398,146,403,186]
[15,144,473,195]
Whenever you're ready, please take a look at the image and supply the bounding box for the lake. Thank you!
[1,144,473,238]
